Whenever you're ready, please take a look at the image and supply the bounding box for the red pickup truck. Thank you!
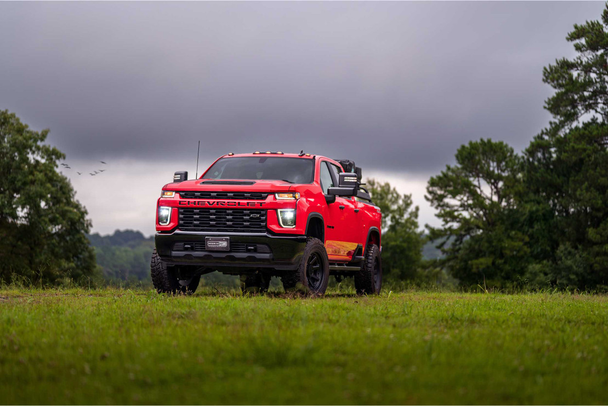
[152,151,382,296]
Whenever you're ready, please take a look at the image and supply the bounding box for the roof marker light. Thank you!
[228,152,234,156]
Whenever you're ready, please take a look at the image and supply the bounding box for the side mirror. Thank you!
[173,171,188,183]
[328,173,359,197]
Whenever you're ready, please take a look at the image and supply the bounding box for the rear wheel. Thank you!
[151,249,200,295]
[355,244,382,295]
[281,237,329,295]
[240,273,271,294]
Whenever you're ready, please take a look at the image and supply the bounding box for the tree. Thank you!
[543,6,608,129]
[0,110,97,285]
[523,5,608,289]
[426,139,529,287]
[366,179,424,280]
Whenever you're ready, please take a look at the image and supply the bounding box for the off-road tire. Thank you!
[240,273,271,294]
[281,237,329,296]
[151,249,200,295]
[355,244,382,295]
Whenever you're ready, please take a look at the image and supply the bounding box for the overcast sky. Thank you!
[1,1,605,236]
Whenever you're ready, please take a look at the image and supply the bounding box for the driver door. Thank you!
[320,161,358,261]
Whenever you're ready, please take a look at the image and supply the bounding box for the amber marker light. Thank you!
[161,191,175,198]
[276,192,300,200]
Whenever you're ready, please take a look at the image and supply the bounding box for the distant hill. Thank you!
[88,230,447,286]
[422,240,443,260]
[88,230,154,284]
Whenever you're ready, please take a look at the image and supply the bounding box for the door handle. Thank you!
[339,205,345,210]
[354,209,360,213]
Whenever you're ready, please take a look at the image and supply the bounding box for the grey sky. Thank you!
[1,1,605,235]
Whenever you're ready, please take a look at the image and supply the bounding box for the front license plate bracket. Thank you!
[205,237,230,251]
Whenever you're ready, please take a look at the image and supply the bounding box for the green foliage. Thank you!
[89,230,155,285]
[543,6,608,128]
[366,179,424,281]
[1,289,607,404]
[0,110,97,285]
[523,6,608,289]
[426,139,529,287]
[525,120,608,288]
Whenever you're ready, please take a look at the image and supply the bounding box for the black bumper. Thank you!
[155,231,307,271]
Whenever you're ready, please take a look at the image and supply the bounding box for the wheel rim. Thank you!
[372,257,381,292]
[306,252,325,291]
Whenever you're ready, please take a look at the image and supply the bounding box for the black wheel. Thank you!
[151,249,200,295]
[281,237,329,295]
[240,273,271,294]
[355,244,382,295]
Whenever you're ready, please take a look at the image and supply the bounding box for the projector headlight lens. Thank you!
[158,206,172,226]
[278,209,296,228]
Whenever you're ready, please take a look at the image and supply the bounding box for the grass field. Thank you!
[1,287,607,404]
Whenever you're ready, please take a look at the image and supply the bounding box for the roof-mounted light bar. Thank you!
[252,151,285,155]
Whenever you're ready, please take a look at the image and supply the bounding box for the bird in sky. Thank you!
[77,172,81,175]
[60,163,68,167]
[99,169,106,173]
[89,173,95,176]
[100,161,107,164]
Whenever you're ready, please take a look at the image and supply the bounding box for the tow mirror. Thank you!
[355,167,362,182]
[328,173,359,197]
[173,171,188,183]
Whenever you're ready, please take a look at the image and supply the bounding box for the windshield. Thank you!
[203,157,314,184]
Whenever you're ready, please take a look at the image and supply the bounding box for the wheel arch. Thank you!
[305,212,325,243]
[366,227,381,254]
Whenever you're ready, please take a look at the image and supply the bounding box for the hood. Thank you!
[163,179,297,193]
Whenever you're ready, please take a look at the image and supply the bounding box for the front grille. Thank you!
[178,208,267,232]
[178,191,269,200]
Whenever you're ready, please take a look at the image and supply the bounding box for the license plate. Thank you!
[205,237,230,251]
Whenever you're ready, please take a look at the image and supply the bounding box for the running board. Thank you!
[329,264,361,272]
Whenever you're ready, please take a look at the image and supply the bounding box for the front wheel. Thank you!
[281,237,330,295]
[355,244,382,295]
[151,249,200,295]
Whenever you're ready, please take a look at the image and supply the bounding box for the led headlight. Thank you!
[161,191,175,198]
[277,209,296,228]
[275,193,300,200]
[158,206,172,226]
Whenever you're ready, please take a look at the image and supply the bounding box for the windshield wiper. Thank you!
[280,179,294,183]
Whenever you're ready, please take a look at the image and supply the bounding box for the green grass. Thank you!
[1,287,607,404]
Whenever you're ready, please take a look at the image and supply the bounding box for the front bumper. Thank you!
[155,231,307,271]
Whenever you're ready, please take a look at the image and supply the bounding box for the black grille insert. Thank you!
[178,208,267,232]
[179,191,269,200]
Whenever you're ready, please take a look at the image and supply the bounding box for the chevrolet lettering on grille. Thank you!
[178,200,265,207]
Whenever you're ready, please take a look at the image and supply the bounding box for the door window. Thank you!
[319,162,334,194]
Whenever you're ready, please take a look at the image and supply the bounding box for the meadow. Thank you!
[1,287,607,404]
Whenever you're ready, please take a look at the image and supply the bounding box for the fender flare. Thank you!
[365,226,381,254]
[305,212,325,242]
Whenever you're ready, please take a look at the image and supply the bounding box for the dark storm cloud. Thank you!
[0,2,604,174]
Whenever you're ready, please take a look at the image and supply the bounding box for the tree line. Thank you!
[372,7,608,290]
[2,6,608,290]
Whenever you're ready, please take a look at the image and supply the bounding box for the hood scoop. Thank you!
[199,180,256,185]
